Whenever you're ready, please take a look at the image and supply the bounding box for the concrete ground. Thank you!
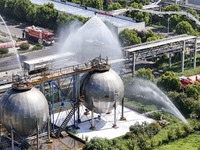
[54,105,155,141]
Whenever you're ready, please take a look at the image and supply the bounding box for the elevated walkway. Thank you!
[111,7,200,26]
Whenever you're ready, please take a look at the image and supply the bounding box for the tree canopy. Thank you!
[162,5,181,12]
[135,68,155,82]
[157,71,181,91]
[175,21,194,35]
[185,82,200,100]
[119,29,141,46]
[107,2,122,11]
[14,0,31,20]
[187,8,199,20]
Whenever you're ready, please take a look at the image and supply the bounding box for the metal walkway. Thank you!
[110,7,200,26]
[143,0,161,9]
[122,34,200,75]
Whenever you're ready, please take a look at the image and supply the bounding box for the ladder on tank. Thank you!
[55,102,79,137]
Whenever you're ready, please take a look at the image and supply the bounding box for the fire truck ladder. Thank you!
[55,102,79,137]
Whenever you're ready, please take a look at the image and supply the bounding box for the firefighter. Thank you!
[22,31,25,39]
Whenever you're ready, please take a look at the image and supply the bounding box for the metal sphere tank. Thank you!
[80,69,124,114]
[0,87,49,137]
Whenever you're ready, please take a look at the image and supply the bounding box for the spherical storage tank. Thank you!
[0,87,49,137]
[81,69,124,114]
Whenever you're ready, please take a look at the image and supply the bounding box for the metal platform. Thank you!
[121,34,200,75]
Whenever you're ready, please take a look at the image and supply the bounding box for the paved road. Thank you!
[0,19,24,38]
[0,18,58,72]
[0,45,58,72]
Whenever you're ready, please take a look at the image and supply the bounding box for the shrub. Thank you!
[0,47,9,54]
[83,138,112,150]
[157,71,181,91]
[19,43,30,50]
[32,44,44,50]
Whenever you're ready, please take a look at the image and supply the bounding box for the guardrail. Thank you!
[0,41,28,48]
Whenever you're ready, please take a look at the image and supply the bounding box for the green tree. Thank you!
[35,3,58,28]
[162,5,181,12]
[131,0,150,5]
[118,0,127,8]
[143,30,163,42]
[83,0,103,10]
[14,0,31,21]
[187,8,199,20]
[56,12,70,25]
[4,0,16,17]
[0,0,7,13]
[119,29,141,46]
[185,82,200,100]
[175,21,194,35]
[129,2,149,24]
[26,3,37,24]
[157,71,181,91]
[107,2,122,11]
[135,68,155,82]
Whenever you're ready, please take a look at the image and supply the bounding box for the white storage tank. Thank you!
[0,87,49,137]
[80,69,124,114]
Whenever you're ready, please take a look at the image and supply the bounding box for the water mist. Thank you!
[0,15,22,71]
[126,78,188,124]
[55,16,123,70]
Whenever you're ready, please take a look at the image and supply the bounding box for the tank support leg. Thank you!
[0,123,2,145]
[39,82,45,94]
[11,125,14,150]
[37,125,39,150]
[120,98,126,121]
[47,117,50,141]
[90,104,95,130]
[113,102,118,128]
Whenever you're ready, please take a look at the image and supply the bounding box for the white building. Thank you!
[31,0,145,33]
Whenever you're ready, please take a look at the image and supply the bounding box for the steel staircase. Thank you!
[55,102,79,137]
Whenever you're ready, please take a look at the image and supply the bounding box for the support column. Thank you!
[77,74,81,123]
[0,123,2,146]
[11,125,14,150]
[120,98,126,121]
[181,41,185,72]
[36,125,39,150]
[46,117,52,143]
[89,104,95,130]
[39,82,45,94]
[169,53,172,68]
[51,83,55,133]
[57,80,60,102]
[112,102,118,129]
[194,38,197,68]
[132,52,136,78]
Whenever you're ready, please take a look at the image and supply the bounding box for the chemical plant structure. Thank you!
[0,55,126,150]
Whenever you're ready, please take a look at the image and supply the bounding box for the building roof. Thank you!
[30,0,141,28]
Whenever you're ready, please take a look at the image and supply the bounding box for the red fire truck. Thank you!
[24,25,55,45]
[179,76,195,89]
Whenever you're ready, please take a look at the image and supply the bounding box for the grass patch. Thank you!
[176,66,200,77]
[156,53,200,77]
[153,131,200,150]
[0,53,14,58]
[32,44,44,50]
[124,98,157,113]
[0,88,9,92]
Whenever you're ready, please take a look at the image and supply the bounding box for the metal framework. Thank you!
[11,56,110,135]
[122,34,200,75]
